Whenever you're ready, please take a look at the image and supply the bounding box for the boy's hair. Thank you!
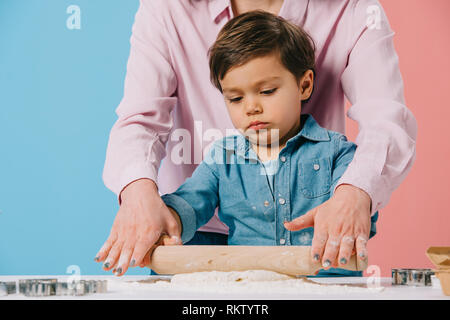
[208,10,316,102]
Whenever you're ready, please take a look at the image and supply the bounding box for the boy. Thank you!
[161,10,378,276]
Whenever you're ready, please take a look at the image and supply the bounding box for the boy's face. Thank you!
[220,53,313,148]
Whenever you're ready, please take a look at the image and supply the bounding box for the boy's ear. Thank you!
[300,69,314,101]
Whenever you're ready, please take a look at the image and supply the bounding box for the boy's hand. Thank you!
[283,184,371,270]
[94,178,182,276]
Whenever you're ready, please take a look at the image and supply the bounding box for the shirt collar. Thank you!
[208,0,309,25]
[220,114,330,160]
[281,0,309,25]
[297,113,330,142]
[208,0,231,22]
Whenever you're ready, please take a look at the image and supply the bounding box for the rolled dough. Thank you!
[109,270,385,296]
[170,270,294,284]
[151,270,385,294]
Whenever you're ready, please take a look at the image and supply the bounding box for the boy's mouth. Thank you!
[247,121,269,131]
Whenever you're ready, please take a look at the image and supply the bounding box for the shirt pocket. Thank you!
[300,157,332,198]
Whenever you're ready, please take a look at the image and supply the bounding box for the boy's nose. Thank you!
[245,99,263,115]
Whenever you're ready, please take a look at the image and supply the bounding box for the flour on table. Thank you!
[111,270,384,295]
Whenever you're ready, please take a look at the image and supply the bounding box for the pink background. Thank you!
[346,0,450,276]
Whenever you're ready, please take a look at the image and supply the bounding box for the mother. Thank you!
[96,0,417,276]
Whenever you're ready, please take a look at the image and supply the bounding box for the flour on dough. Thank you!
[170,270,294,285]
[109,270,385,296]
[148,269,385,295]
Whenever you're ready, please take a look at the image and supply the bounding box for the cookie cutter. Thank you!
[55,280,108,296]
[1,279,107,297]
[0,283,6,296]
[19,279,58,297]
[391,268,434,286]
[0,281,17,296]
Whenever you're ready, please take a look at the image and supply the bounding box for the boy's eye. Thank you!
[229,97,242,103]
[261,88,277,95]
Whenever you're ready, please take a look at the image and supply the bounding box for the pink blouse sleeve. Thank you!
[102,0,177,204]
[334,0,418,215]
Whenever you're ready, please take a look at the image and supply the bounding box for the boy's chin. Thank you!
[241,128,281,148]
[246,135,279,148]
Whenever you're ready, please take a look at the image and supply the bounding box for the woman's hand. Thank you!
[94,178,182,276]
[284,184,372,269]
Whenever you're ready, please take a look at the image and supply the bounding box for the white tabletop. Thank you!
[0,275,448,300]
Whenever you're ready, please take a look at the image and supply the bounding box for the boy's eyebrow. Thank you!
[222,76,281,93]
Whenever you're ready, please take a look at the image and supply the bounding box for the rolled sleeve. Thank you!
[160,143,221,243]
[161,194,197,244]
[102,0,178,204]
[331,135,357,196]
[336,0,418,215]
[331,135,379,237]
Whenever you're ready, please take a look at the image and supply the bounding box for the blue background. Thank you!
[0,0,151,275]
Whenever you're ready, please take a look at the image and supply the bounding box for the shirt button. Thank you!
[313,164,320,170]
[264,200,270,207]
[279,238,286,245]
[278,198,286,205]
[280,156,286,162]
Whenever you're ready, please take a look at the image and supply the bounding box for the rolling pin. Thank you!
[148,246,368,276]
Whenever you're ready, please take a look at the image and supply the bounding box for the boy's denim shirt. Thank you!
[161,114,379,276]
